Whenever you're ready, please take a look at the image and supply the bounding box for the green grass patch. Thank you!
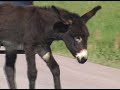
[34,1,120,69]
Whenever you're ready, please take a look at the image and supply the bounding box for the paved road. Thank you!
[0,54,120,89]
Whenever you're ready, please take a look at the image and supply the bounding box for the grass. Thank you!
[34,1,120,69]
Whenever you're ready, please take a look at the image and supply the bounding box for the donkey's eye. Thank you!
[74,36,82,43]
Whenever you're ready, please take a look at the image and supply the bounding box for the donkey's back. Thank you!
[0,4,25,46]
[0,4,31,44]
[0,4,59,49]
[0,4,50,50]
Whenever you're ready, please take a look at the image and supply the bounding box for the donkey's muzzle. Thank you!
[76,49,88,64]
[77,57,87,64]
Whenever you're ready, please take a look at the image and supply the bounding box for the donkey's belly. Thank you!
[1,40,24,50]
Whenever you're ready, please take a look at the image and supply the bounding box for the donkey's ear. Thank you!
[52,5,61,16]
[53,21,70,33]
[52,5,63,21]
[52,5,73,25]
[81,6,102,23]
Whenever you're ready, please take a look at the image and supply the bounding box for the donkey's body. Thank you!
[0,4,60,50]
[0,4,101,89]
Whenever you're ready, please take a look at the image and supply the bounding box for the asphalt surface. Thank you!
[0,54,120,89]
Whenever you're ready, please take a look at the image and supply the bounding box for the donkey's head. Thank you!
[52,6,101,64]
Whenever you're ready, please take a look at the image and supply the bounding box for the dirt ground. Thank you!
[0,54,120,89]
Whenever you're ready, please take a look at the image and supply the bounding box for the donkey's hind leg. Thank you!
[4,48,17,89]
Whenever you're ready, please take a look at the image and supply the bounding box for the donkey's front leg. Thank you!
[24,45,37,89]
[37,47,61,89]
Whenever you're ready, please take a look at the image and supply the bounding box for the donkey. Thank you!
[0,4,101,89]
